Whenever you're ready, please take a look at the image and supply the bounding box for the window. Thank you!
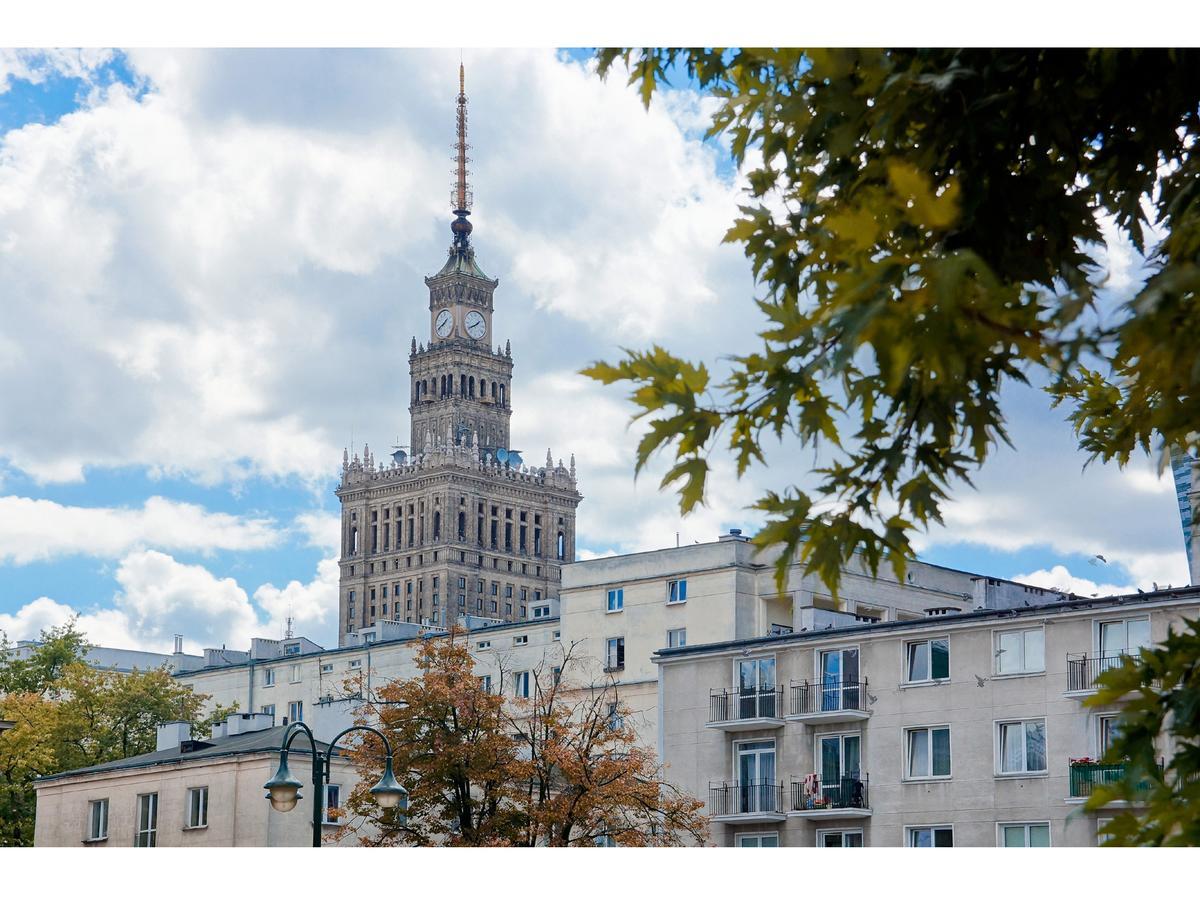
[349,659,361,670]
[997,719,1047,775]
[324,784,341,825]
[607,702,623,731]
[667,579,687,603]
[606,588,624,612]
[817,733,861,788]
[667,627,687,648]
[289,664,301,684]
[994,627,1045,675]
[736,833,778,847]
[263,668,275,687]
[999,822,1050,847]
[532,605,551,619]
[283,643,301,656]
[1099,714,1122,756]
[261,704,275,719]
[606,636,625,670]
[186,786,208,829]
[479,674,492,693]
[552,630,561,641]
[905,726,951,779]
[513,635,528,646]
[87,798,109,841]
[1099,616,1151,658]
[135,793,158,847]
[477,640,492,650]
[817,829,863,848]
[907,825,953,847]
[288,700,303,723]
[819,647,861,711]
[905,638,950,682]
[735,741,777,813]
[513,671,530,698]
[737,657,777,718]
[321,663,334,674]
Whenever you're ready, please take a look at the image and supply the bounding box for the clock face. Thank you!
[465,310,487,340]
[435,309,453,338]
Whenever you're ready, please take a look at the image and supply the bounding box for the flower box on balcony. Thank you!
[1069,757,1099,767]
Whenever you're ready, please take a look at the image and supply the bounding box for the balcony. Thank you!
[708,781,787,823]
[1068,759,1163,801]
[706,688,785,731]
[789,775,871,818]
[787,679,871,723]
[1065,651,1146,696]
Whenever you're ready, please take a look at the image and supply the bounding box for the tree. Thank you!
[1085,618,1200,845]
[337,632,707,846]
[510,645,708,847]
[586,49,1200,592]
[338,631,525,846]
[0,625,234,846]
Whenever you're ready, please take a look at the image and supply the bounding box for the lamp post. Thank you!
[263,721,406,848]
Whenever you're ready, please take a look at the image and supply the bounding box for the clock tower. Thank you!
[334,65,582,646]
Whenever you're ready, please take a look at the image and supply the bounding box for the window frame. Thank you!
[997,821,1051,847]
[605,636,626,670]
[86,798,109,842]
[667,578,688,604]
[906,824,953,848]
[513,635,528,646]
[735,831,779,848]
[263,668,276,687]
[903,724,952,781]
[815,828,864,848]
[289,663,301,684]
[903,637,951,684]
[995,718,1048,776]
[323,783,342,825]
[992,626,1046,677]
[185,785,209,829]
[606,587,624,613]
[135,792,159,848]
[288,700,303,723]
[667,627,687,649]
[513,671,530,699]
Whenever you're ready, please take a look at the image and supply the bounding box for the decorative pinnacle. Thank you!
[450,63,473,251]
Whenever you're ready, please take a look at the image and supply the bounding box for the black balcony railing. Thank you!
[790,775,870,812]
[790,679,869,716]
[1066,651,1143,693]
[708,687,784,723]
[1069,760,1163,798]
[708,781,785,817]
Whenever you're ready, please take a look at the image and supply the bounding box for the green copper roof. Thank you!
[435,247,492,281]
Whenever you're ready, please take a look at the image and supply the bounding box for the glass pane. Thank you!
[909,729,929,777]
[932,727,951,776]
[997,631,1021,674]
[907,643,928,681]
[821,738,841,785]
[910,829,931,848]
[1002,825,1025,847]
[934,828,953,847]
[844,735,861,777]
[1025,721,1046,772]
[1024,629,1044,672]
[845,832,864,847]
[1029,824,1050,847]
[139,796,150,832]
[1127,618,1150,651]
[1001,723,1021,773]
[739,660,756,691]
[1100,716,1121,754]
[759,834,778,847]
[822,833,842,848]
[759,749,775,786]
[1100,621,1124,656]
[931,639,950,679]
[842,648,859,683]
[737,836,757,847]
[758,658,776,689]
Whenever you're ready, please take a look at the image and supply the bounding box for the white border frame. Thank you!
[993,717,1049,777]
[813,730,863,784]
[990,624,1047,678]
[902,723,952,781]
[734,831,780,848]
[815,827,864,847]
[904,823,954,847]
[901,635,952,685]
[996,820,1051,847]
[732,737,778,782]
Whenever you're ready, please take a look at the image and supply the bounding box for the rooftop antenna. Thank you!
[450,61,474,252]
[285,616,293,640]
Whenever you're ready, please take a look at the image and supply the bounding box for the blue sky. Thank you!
[0,48,1188,653]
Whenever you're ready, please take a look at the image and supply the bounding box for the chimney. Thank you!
[220,711,276,738]
[173,634,183,654]
[156,721,192,752]
[718,528,749,543]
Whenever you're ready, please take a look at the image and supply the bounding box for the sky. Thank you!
[0,47,1189,655]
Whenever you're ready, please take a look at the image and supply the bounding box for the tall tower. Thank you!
[334,66,582,646]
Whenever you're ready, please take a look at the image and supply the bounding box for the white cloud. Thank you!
[0,49,115,94]
[0,548,338,653]
[0,495,279,564]
[1012,564,1137,598]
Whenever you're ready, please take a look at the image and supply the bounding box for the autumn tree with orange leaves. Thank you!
[335,630,707,847]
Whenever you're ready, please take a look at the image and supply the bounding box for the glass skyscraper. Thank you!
[1170,448,1196,574]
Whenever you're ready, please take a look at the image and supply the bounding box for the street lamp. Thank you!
[264,721,407,847]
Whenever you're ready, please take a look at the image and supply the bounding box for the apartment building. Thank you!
[33,713,361,847]
[653,585,1199,847]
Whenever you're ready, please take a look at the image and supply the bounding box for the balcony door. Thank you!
[1099,617,1150,657]
[736,740,777,813]
[738,657,776,719]
[819,648,860,711]
[818,733,861,805]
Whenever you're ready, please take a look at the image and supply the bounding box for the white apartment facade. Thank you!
[653,586,1198,847]
[33,713,362,847]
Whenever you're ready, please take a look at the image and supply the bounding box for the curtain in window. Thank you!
[1025,721,1046,772]
[908,729,929,777]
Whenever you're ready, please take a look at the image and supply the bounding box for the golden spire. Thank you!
[450,62,473,251]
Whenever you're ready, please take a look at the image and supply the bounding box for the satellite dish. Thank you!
[391,448,408,465]
[495,448,509,464]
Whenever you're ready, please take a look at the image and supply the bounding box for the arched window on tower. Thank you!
[469,376,475,398]
[433,512,441,540]
[556,531,565,560]
[460,374,466,397]
[457,511,466,540]
[499,384,506,408]
[491,381,497,400]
